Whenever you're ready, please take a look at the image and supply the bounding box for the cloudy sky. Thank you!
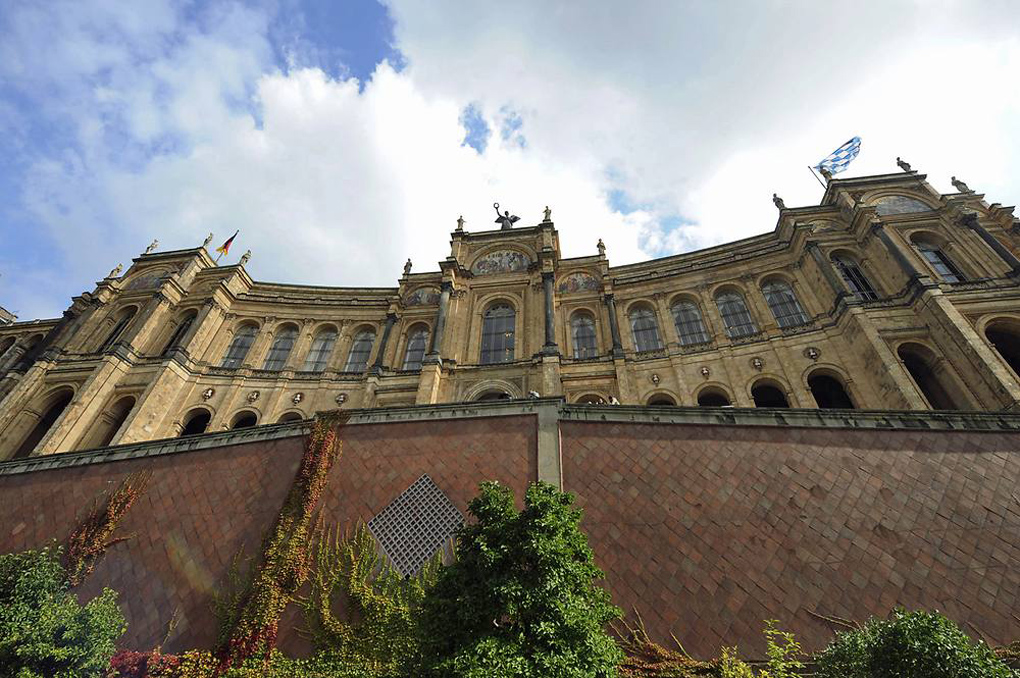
[2,0,1018,319]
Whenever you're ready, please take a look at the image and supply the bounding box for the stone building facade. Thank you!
[1,166,1020,459]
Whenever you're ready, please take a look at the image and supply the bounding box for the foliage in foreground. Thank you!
[417,480,624,678]
[0,546,125,678]
[815,608,1017,678]
[303,522,441,677]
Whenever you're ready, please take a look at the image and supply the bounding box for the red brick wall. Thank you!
[0,415,537,654]
[561,421,1020,657]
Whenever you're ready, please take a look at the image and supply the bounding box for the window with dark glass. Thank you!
[302,328,338,372]
[715,292,758,339]
[571,314,598,358]
[481,304,515,364]
[161,313,195,356]
[262,326,298,371]
[221,324,258,368]
[914,241,965,282]
[831,256,879,300]
[99,309,137,352]
[402,326,429,370]
[671,301,710,345]
[761,281,809,328]
[629,307,663,352]
[345,330,376,372]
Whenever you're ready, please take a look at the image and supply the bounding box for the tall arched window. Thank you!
[402,325,430,370]
[11,388,74,459]
[481,304,515,364]
[831,255,879,300]
[161,312,196,357]
[761,281,809,328]
[985,322,1020,378]
[715,292,757,339]
[221,324,258,368]
[180,409,211,436]
[571,313,598,358]
[79,395,136,450]
[262,325,298,371]
[99,308,137,352]
[629,306,663,352]
[345,330,376,373]
[808,372,855,409]
[671,301,710,346]
[913,240,965,282]
[751,381,789,408]
[697,388,731,407]
[302,328,338,372]
[897,343,966,410]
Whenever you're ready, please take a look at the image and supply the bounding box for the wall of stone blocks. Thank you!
[561,420,1020,657]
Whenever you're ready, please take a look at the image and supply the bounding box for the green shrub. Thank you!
[418,481,623,678]
[0,546,125,678]
[816,608,1015,678]
[758,620,803,678]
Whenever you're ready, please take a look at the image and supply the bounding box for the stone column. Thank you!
[426,281,453,362]
[805,241,847,299]
[370,313,397,374]
[962,212,1020,276]
[871,223,926,282]
[541,271,559,354]
[604,294,624,358]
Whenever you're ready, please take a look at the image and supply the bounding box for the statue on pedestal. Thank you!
[772,194,786,210]
[493,202,520,230]
[144,239,159,254]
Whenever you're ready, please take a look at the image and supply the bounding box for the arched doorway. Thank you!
[277,412,304,423]
[985,322,1020,378]
[697,388,731,407]
[751,382,789,408]
[11,388,74,459]
[897,343,966,410]
[230,411,259,429]
[476,390,512,402]
[180,409,212,436]
[79,395,136,450]
[808,373,855,409]
[647,394,677,407]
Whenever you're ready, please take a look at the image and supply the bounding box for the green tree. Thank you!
[816,608,1016,678]
[418,481,623,678]
[0,546,125,678]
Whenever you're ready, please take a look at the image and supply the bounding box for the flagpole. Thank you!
[807,165,827,190]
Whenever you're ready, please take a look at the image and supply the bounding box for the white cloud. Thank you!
[3,1,1020,319]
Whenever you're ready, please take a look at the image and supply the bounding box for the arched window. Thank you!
[751,382,789,408]
[277,412,304,423]
[697,388,731,407]
[262,325,298,371]
[180,409,211,436]
[647,394,677,407]
[761,281,809,328]
[345,329,376,373]
[481,304,515,364]
[629,306,663,352]
[476,390,512,401]
[402,325,430,370]
[671,301,710,346]
[571,313,598,358]
[808,373,855,409]
[715,292,757,339]
[11,388,74,459]
[831,255,879,301]
[913,240,965,282]
[80,395,136,450]
[161,312,196,357]
[302,328,338,372]
[230,411,258,429]
[575,393,606,404]
[985,322,1020,378]
[221,324,258,369]
[99,308,137,352]
[897,343,966,410]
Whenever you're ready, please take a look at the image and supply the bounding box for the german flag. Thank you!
[215,230,239,257]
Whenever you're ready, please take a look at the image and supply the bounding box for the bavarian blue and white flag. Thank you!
[814,136,861,175]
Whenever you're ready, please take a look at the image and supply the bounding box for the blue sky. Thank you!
[2,0,1019,320]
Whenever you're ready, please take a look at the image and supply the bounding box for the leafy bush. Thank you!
[418,481,623,678]
[816,608,1016,678]
[758,620,803,678]
[0,546,125,678]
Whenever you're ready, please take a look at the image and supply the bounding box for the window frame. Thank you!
[262,325,298,371]
[480,303,516,364]
[715,291,758,339]
[344,329,376,373]
[402,325,430,371]
[302,328,338,372]
[628,306,663,352]
[570,313,599,359]
[220,323,258,369]
[760,280,809,328]
[670,300,711,346]
[831,255,879,301]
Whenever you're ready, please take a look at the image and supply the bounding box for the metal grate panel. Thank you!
[367,474,463,576]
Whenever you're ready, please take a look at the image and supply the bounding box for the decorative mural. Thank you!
[404,287,442,306]
[873,195,931,216]
[125,269,174,290]
[557,272,600,294]
[470,250,531,275]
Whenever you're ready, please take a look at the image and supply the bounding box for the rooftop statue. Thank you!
[144,239,159,254]
[772,193,786,210]
[951,176,971,193]
[493,202,520,230]
[896,157,912,172]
